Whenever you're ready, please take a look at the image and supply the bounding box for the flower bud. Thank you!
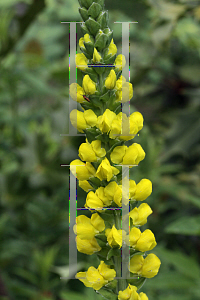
[79,37,85,50]
[107,39,117,56]
[105,69,117,89]
[115,54,126,71]
[93,47,102,63]
[76,53,88,71]
[69,83,86,103]
[82,74,96,95]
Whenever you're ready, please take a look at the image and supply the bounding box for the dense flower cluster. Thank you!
[69,1,161,299]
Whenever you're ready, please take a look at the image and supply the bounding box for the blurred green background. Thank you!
[0,0,200,299]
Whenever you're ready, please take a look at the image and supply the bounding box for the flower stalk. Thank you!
[69,1,161,299]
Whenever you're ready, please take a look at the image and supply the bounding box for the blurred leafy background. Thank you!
[0,0,200,299]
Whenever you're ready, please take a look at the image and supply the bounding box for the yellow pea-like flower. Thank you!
[79,37,85,49]
[91,140,106,158]
[76,236,101,255]
[83,109,98,127]
[118,284,138,300]
[78,180,94,192]
[105,69,117,89]
[76,53,88,71]
[139,292,149,300]
[110,145,127,164]
[129,203,153,226]
[82,74,96,95]
[69,83,85,103]
[105,225,126,248]
[97,109,117,133]
[97,261,116,281]
[84,33,92,43]
[86,266,107,290]
[78,142,98,162]
[75,272,92,288]
[91,213,105,232]
[70,159,96,181]
[115,75,126,91]
[134,179,152,201]
[85,191,105,209]
[95,157,120,182]
[107,39,117,56]
[70,109,87,133]
[93,47,102,63]
[141,254,161,278]
[115,54,126,71]
[129,255,144,274]
[104,181,119,200]
[115,82,133,103]
[130,112,144,131]
[125,227,141,247]
[122,143,145,165]
[96,186,112,206]
[135,229,157,252]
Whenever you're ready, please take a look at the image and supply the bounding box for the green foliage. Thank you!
[0,0,200,299]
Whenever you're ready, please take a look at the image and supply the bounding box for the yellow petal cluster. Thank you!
[129,203,153,226]
[76,261,116,290]
[70,159,96,181]
[107,39,117,56]
[70,109,97,133]
[115,75,133,103]
[78,180,94,192]
[97,109,117,133]
[76,53,88,71]
[125,227,157,252]
[105,225,126,248]
[76,236,101,255]
[110,143,145,166]
[115,54,126,71]
[73,213,105,240]
[118,284,149,300]
[78,140,106,162]
[95,157,120,182]
[82,74,96,95]
[93,47,102,63]
[129,254,161,278]
[105,69,117,89]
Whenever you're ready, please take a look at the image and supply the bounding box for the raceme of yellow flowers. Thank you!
[69,1,161,299]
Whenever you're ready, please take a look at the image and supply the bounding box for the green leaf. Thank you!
[165,215,200,235]
[107,248,121,260]
[96,288,118,300]
[79,7,88,21]
[97,11,108,30]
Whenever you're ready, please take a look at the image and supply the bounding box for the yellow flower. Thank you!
[76,236,101,255]
[78,142,97,162]
[135,229,157,252]
[105,69,117,89]
[96,186,113,206]
[139,292,149,300]
[82,74,96,95]
[70,159,96,181]
[97,109,117,133]
[84,33,92,43]
[118,284,139,300]
[129,203,153,226]
[75,271,93,288]
[69,83,85,103]
[79,37,85,49]
[116,82,133,103]
[134,179,152,201]
[86,266,107,290]
[78,180,94,192]
[96,157,120,181]
[107,39,117,55]
[70,109,97,133]
[115,75,126,91]
[85,191,105,209]
[115,54,126,71]
[93,47,102,63]
[130,112,144,131]
[126,227,156,252]
[98,261,116,281]
[110,145,127,164]
[109,112,138,140]
[105,225,126,248]
[76,53,88,71]
[73,213,105,240]
[129,254,161,279]
[104,181,119,201]
[78,140,106,163]
[122,143,145,165]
